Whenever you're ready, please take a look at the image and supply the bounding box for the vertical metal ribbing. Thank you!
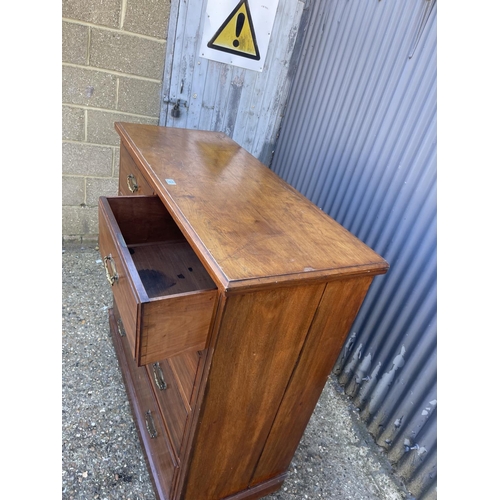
[270,1,437,498]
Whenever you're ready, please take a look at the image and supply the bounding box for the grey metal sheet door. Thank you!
[159,0,306,165]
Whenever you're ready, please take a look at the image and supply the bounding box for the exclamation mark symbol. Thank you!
[233,13,245,47]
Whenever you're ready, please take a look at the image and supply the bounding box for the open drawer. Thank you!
[98,195,218,366]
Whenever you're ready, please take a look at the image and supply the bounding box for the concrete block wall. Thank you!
[62,0,170,242]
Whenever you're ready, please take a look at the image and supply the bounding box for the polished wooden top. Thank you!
[115,122,388,290]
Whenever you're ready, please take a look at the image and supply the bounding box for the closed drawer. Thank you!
[109,307,178,498]
[99,195,218,366]
[118,143,155,196]
[147,360,189,457]
[167,350,203,410]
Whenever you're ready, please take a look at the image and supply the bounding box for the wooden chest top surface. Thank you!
[115,122,388,290]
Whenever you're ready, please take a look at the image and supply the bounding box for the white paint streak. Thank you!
[369,346,407,414]
[355,353,372,383]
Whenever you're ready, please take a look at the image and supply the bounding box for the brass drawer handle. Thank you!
[152,362,167,390]
[145,410,158,439]
[104,254,118,286]
[127,174,139,193]
[116,317,126,337]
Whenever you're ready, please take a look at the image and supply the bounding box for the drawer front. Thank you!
[118,143,155,196]
[167,350,203,410]
[139,291,217,365]
[147,360,189,457]
[99,201,144,359]
[99,195,218,366]
[109,307,178,499]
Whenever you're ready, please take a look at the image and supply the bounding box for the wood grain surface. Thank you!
[115,123,388,290]
[101,123,390,500]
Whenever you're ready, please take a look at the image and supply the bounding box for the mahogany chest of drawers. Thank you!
[98,122,388,500]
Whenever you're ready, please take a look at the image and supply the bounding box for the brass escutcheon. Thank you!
[127,174,138,193]
[116,317,126,337]
[104,254,118,286]
[145,410,158,439]
[152,362,167,390]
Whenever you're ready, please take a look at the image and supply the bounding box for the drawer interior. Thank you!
[107,196,216,298]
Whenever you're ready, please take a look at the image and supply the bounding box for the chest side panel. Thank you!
[250,276,374,483]
[182,284,325,499]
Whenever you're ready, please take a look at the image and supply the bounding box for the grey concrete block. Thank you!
[87,109,158,146]
[86,177,119,206]
[62,0,121,28]
[89,28,166,80]
[63,176,86,206]
[117,77,161,116]
[62,205,99,238]
[62,22,88,64]
[63,142,114,176]
[62,106,85,141]
[123,0,170,39]
[62,66,117,109]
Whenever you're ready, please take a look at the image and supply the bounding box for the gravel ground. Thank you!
[62,242,409,500]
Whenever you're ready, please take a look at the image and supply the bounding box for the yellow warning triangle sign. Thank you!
[207,0,260,60]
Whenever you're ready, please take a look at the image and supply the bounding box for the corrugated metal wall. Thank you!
[270,1,437,499]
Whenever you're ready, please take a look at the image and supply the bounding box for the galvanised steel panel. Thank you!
[270,1,437,498]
